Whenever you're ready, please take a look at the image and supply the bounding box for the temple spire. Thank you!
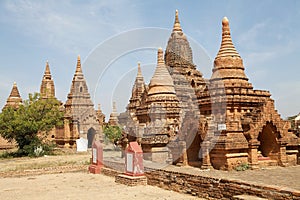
[216,17,240,59]
[157,48,164,64]
[40,61,55,99]
[11,82,20,97]
[148,48,176,96]
[173,10,182,32]
[43,61,51,80]
[108,101,119,126]
[3,82,22,110]
[75,55,82,74]
[45,61,50,74]
[113,101,117,113]
[137,62,142,77]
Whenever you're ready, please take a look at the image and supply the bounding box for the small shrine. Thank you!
[88,140,103,174]
[115,142,147,186]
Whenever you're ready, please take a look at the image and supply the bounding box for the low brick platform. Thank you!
[233,195,267,200]
[88,165,102,174]
[115,174,147,186]
[103,157,300,200]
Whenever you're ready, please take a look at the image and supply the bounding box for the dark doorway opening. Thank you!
[258,123,279,160]
[87,127,96,148]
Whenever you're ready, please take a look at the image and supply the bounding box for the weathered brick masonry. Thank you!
[103,159,300,200]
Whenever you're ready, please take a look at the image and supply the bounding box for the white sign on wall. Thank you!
[126,153,133,172]
[92,148,97,164]
[218,124,226,131]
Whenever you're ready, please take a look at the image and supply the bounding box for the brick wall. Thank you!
[103,158,300,199]
[144,168,300,200]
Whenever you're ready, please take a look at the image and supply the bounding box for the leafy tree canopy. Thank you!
[0,93,64,156]
[103,125,122,144]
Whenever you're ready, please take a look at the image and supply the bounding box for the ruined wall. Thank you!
[102,158,300,200]
[145,168,300,200]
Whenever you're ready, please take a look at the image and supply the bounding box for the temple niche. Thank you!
[120,11,299,170]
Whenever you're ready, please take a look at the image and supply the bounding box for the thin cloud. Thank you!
[2,0,142,55]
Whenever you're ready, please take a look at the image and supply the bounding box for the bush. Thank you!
[22,139,56,157]
[235,162,250,171]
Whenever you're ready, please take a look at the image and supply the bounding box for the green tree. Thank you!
[103,125,122,144]
[0,93,64,156]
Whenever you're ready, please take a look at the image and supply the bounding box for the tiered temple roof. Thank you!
[128,62,146,114]
[148,48,177,97]
[63,55,101,147]
[165,10,193,66]
[3,82,22,110]
[136,48,180,125]
[211,17,252,89]
[40,61,55,99]
[108,102,119,126]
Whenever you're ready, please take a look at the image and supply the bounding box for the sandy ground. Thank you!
[1,148,299,199]
[0,172,203,200]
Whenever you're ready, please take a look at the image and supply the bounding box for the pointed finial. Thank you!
[222,16,229,26]
[75,55,82,74]
[137,62,142,77]
[173,9,182,32]
[9,81,21,98]
[98,103,101,110]
[112,101,117,112]
[157,48,164,64]
[222,16,230,34]
[45,60,50,74]
[216,16,240,59]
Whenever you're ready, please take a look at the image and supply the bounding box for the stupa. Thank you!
[3,82,22,110]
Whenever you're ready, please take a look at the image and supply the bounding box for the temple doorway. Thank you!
[87,127,96,148]
[258,122,280,160]
[187,133,201,166]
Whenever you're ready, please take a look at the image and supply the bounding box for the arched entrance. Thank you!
[187,133,201,166]
[258,122,280,160]
[184,119,201,167]
[87,127,96,148]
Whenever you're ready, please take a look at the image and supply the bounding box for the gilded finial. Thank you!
[157,48,164,64]
[13,82,17,87]
[173,10,182,32]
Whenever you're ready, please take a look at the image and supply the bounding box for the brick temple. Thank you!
[119,11,299,170]
[0,10,299,170]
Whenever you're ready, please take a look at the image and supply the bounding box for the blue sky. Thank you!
[0,0,299,119]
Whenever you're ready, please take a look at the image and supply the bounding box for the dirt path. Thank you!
[1,149,299,199]
[0,172,202,200]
